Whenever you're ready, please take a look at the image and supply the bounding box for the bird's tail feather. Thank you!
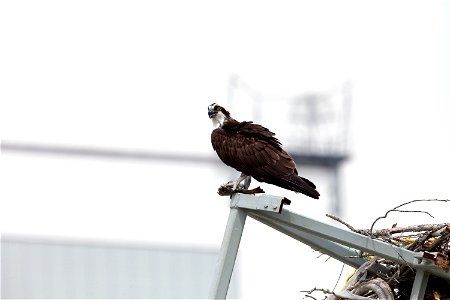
[274,175,320,199]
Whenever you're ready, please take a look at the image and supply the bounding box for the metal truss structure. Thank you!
[210,194,450,300]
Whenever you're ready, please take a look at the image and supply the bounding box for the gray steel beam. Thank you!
[211,194,449,300]
[251,209,449,280]
[210,207,247,299]
[210,194,291,299]
[223,194,449,281]
[410,270,429,300]
[230,193,291,213]
[248,212,389,275]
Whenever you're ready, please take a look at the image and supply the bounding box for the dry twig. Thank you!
[369,199,449,236]
[326,213,358,232]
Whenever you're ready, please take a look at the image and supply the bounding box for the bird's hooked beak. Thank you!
[208,103,230,127]
[208,109,217,119]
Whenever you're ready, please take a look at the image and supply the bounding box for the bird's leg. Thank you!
[217,174,260,196]
[232,173,251,190]
[242,175,251,189]
[222,173,251,190]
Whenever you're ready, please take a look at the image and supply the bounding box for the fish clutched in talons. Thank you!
[217,185,265,196]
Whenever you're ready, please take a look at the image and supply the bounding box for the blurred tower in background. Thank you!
[227,75,351,215]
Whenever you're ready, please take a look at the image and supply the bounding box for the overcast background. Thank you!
[1,1,450,299]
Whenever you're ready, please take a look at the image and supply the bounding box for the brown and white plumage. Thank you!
[208,103,320,199]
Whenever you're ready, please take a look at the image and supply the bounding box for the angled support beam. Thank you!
[210,207,247,299]
[248,212,389,275]
[250,209,450,281]
[410,270,429,300]
[210,194,290,299]
[210,194,449,299]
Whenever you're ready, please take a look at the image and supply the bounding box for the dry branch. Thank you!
[368,199,449,236]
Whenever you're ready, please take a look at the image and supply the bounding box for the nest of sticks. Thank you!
[303,199,450,300]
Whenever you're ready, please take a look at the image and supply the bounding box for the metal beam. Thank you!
[211,194,449,300]
[253,209,449,280]
[210,207,247,299]
[410,270,429,300]
[210,194,292,299]
[254,209,417,262]
[230,193,291,213]
[248,212,389,275]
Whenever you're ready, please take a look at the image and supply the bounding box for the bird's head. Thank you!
[208,103,230,127]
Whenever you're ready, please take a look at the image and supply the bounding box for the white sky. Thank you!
[1,1,450,299]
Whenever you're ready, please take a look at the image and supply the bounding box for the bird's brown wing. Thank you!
[211,121,297,182]
[212,119,320,199]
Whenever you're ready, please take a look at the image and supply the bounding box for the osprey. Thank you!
[208,103,320,199]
